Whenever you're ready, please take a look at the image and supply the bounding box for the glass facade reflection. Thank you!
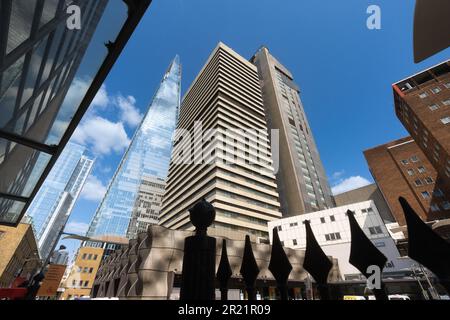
[0,0,107,224]
[87,56,181,238]
[0,0,150,226]
[25,142,93,261]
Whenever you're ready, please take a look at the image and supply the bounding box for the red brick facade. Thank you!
[364,137,450,226]
[393,60,450,198]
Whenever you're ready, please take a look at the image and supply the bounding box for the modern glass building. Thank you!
[86,56,181,238]
[25,141,94,261]
[0,0,152,226]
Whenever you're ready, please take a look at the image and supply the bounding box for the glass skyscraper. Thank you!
[86,56,181,238]
[25,142,94,261]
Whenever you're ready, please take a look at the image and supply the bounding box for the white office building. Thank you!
[268,200,414,280]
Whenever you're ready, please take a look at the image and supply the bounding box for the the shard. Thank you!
[86,56,181,238]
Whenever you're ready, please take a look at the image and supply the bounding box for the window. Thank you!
[418,166,426,173]
[425,177,434,184]
[429,104,439,111]
[367,207,373,213]
[89,267,94,274]
[290,222,298,227]
[441,117,450,125]
[277,225,282,231]
[320,217,325,224]
[369,226,383,235]
[410,156,419,162]
[442,201,450,210]
[400,159,409,165]
[93,255,98,260]
[72,280,76,286]
[83,267,88,273]
[325,234,330,241]
[444,82,450,89]
[419,92,428,99]
[415,179,423,187]
[430,204,440,212]
[293,239,297,246]
[433,189,444,197]
[335,232,341,240]
[442,99,450,106]
[431,87,441,94]
[82,253,87,260]
[407,169,414,176]
[330,215,335,222]
[88,254,93,260]
[421,191,430,199]
[84,281,89,287]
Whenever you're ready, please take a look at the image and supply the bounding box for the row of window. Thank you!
[428,98,450,111]
[277,208,374,231]
[414,177,434,186]
[81,253,98,260]
[400,156,419,165]
[325,232,341,241]
[430,201,450,212]
[418,82,450,99]
[77,266,94,274]
[282,225,384,245]
[71,280,89,288]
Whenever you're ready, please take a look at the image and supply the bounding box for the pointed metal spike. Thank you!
[268,227,292,300]
[217,239,232,300]
[399,197,450,293]
[347,209,388,300]
[302,220,332,300]
[240,235,259,300]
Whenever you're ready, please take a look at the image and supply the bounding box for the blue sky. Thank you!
[59,0,450,259]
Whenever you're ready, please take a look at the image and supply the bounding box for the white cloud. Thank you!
[72,116,131,155]
[92,84,110,109]
[80,175,107,201]
[116,94,143,127]
[331,170,345,180]
[331,176,371,195]
[64,221,89,235]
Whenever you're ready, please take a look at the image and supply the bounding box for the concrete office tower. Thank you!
[364,137,450,227]
[251,47,334,216]
[87,56,181,238]
[0,0,107,225]
[25,142,94,261]
[126,175,166,239]
[393,60,450,197]
[159,43,282,240]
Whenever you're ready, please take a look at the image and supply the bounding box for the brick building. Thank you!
[0,223,40,287]
[393,60,450,197]
[364,137,450,227]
